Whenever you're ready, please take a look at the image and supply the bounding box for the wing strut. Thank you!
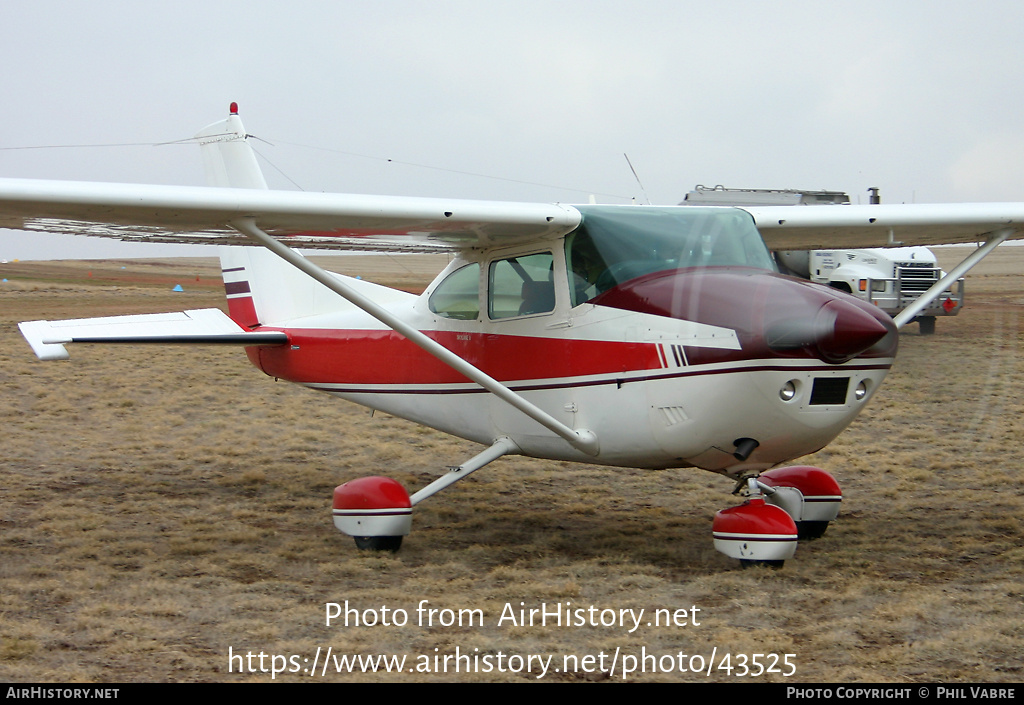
[230,218,600,457]
[892,228,1013,329]
[409,436,519,506]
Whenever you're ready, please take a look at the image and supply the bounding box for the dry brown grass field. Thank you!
[0,248,1021,683]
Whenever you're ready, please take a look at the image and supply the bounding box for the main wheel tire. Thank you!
[918,316,936,335]
[354,536,403,552]
[740,559,785,569]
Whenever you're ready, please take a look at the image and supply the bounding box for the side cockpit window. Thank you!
[488,252,555,319]
[428,263,480,320]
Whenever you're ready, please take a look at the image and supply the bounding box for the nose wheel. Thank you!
[713,480,799,567]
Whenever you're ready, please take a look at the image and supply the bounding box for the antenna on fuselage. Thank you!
[623,153,651,205]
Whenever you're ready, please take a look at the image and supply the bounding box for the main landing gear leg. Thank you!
[332,437,519,552]
[712,466,843,567]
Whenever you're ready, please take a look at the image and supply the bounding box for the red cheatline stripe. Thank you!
[304,359,892,395]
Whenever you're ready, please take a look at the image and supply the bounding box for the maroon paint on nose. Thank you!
[590,267,897,365]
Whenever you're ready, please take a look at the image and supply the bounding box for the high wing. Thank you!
[0,177,581,252]
[2,177,1024,253]
[742,202,1024,250]
[0,102,1020,253]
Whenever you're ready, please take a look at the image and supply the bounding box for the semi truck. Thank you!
[681,185,964,334]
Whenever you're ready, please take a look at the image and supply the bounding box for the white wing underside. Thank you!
[744,202,1024,250]
[0,177,582,252]
[2,176,1024,252]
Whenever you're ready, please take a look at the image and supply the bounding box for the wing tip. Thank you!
[18,321,71,360]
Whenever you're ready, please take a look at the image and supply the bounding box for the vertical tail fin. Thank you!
[219,246,348,327]
[199,105,414,329]
[219,247,263,329]
[219,246,416,328]
[194,103,268,190]
[196,104,288,327]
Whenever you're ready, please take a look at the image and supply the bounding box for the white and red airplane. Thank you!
[7,105,1023,566]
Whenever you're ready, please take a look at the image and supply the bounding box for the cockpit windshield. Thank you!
[566,205,775,306]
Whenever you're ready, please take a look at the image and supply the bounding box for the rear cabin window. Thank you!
[488,252,556,319]
[428,263,480,320]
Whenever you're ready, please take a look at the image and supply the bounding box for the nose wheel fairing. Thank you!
[712,484,799,565]
[713,467,843,566]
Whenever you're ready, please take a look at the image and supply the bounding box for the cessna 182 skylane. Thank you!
[8,105,1024,566]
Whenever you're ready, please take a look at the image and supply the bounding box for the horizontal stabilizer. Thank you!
[19,308,288,361]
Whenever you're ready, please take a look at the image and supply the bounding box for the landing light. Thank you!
[854,380,869,400]
[780,380,797,401]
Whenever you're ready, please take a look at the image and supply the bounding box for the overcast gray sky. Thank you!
[3,0,1024,259]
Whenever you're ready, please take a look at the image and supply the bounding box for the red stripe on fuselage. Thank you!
[252,329,663,385]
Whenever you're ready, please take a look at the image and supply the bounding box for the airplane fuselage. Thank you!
[226,206,897,478]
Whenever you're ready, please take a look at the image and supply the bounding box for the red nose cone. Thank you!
[814,299,895,363]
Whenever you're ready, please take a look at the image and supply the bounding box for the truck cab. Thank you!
[776,247,963,334]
